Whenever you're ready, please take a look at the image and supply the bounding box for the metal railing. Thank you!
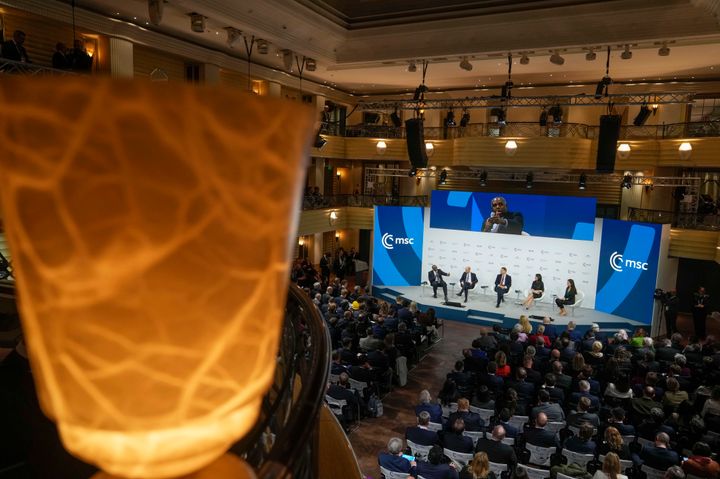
[0,58,78,76]
[628,207,720,229]
[230,284,331,478]
[302,194,429,210]
[340,120,720,140]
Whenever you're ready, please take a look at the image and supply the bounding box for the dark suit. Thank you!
[320,254,331,283]
[442,431,474,453]
[447,411,484,431]
[429,269,450,300]
[562,437,596,455]
[570,391,600,409]
[532,403,565,422]
[692,292,710,338]
[494,273,512,307]
[1,40,30,63]
[416,403,444,424]
[328,383,361,421]
[483,211,524,235]
[458,271,478,302]
[524,427,560,448]
[475,438,518,467]
[378,453,415,475]
[567,411,600,428]
[639,446,680,471]
[416,461,459,479]
[406,426,440,447]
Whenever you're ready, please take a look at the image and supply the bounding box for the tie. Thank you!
[501,275,505,287]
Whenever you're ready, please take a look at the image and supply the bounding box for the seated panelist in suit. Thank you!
[494,267,511,308]
[457,266,478,303]
[522,273,545,310]
[428,265,450,302]
[482,196,524,234]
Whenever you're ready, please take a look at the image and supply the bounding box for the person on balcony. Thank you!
[1,30,31,63]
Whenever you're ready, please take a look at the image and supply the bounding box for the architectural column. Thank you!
[108,37,134,78]
[313,232,323,260]
[202,64,221,86]
[267,81,282,98]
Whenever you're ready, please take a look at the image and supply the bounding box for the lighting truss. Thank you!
[359,92,693,111]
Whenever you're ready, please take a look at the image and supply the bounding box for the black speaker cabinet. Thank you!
[596,115,622,173]
[405,118,429,168]
[443,301,464,308]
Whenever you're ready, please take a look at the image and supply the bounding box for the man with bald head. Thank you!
[474,425,518,467]
[638,432,680,470]
[524,412,560,448]
[482,196,524,235]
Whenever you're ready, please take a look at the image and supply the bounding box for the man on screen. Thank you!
[482,196,524,235]
[428,265,450,302]
[457,266,478,303]
[495,267,512,308]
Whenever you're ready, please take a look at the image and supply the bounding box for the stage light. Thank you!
[501,81,514,99]
[621,45,632,60]
[409,167,417,177]
[376,140,387,154]
[225,27,242,48]
[439,169,448,185]
[525,172,534,189]
[479,170,488,187]
[491,108,506,126]
[256,39,269,54]
[617,143,631,159]
[425,142,435,156]
[390,109,402,127]
[633,105,652,126]
[678,142,692,159]
[305,58,317,71]
[505,140,518,156]
[579,173,587,190]
[595,76,611,99]
[460,111,470,127]
[539,109,548,126]
[550,51,564,65]
[520,53,530,65]
[621,174,633,189]
[413,84,428,101]
[658,42,670,56]
[445,110,456,127]
[459,57,473,71]
[585,48,597,61]
[189,13,205,33]
[408,60,417,72]
[548,105,562,124]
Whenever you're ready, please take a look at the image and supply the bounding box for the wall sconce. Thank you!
[643,178,654,191]
[425,142,434,157]
[335,232,340,241]
[678,142,692,160]
[298,237,305,246]
[617,143,631,159]
[376,140,387,155]
[329,210,338,225]
[504,140,518,156]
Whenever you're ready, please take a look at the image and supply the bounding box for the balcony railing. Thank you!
[302,194,429,210]
[628,207,720,230]
[338,120,720,140]
[0,58,78,76]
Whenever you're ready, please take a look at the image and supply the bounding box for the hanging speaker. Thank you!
[405,118,428,168]
[596,115,621,173]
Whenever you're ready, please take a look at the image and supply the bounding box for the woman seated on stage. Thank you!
[555,278,577,316]
[521,273,545,309]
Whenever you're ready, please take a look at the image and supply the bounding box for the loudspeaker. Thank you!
[596,115,621,172]
[443,301,464,308]
[405,118,428,168]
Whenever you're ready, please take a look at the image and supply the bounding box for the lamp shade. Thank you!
[425,142,434,157]
[505,140,518,156]
[617,143,631,159]
[678,142,692,159]
[0,77,315,478]
[376,140,387,154]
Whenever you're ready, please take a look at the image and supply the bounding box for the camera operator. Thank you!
[663,290,679,338]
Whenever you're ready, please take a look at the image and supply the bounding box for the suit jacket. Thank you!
[447,411,484,431]
[570,391,600,409]
[567,411,600,428]
[485,211,524,234]
[416,461,459,479]
[640,446,680,471]
[1,40,30,62]
[563,437,596,455]
[475,438,518,466]
[406,426,440,446]
[532,403,565,422]
[632,397,663,418]
[524,427,560,448]
[428,269,449,285]
[416,403,444,424]
[494,273,512,289]
[378,453,415,474]
[460,272,478,288]
[442,431,474,453]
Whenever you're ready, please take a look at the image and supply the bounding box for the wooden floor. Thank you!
[347,313,718,479]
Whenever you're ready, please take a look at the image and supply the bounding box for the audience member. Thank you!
[441,418,474,453]
[681,442,720,478]
[406,411,440,447]
[524,412,559,448]
[416,389,443,424]
[1,30,31,63]
[378,437,416,476]
[597,426,631,460]
[417,445,459,479]
[459,451,497,479]
[563,422,597,454]
[474,425,517,468]
[592,452,627,479]
[637,432,680,471]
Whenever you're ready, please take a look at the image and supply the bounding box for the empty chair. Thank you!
[641,465,666,479]
[599,454,633,474]
[561,449,594,468]
[463,430,484,445]
[328,373,340,384]
[546,421,566,434]
[427,421,443,432]
[520,464,551,479]
[407,440,431,462]
[526,443,555,467]
[637,437,654,448]
[348,378,368,393]
[443,448,473,467]
[325,395,346,418]
[475,408,494,423]
[380,466,412,479]
[508,415,529,431]
[489,461,508,476]
[621,435,636,445]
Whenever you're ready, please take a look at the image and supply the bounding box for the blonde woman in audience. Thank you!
[592,452,627,479]
[460,451,497,479]
[519,315,532,335]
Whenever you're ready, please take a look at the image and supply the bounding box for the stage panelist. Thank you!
[522,273,545,310]
[494,267,512,308]
[555,279,577,316]
[428,265,450,302]
[482,196,524,235]
[457,266,478,303]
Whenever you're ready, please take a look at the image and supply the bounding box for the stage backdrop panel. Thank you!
[372,206,424,286]
[430,190,596,241]
[423,210,602,308]
[595,219,663,324]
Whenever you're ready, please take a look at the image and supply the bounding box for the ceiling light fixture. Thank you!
[225,27,242,48]
[459,57,473,71]
[305,58,317,71]
[678,142,692,159]
[256,39,269,54]
[281,49,294,71]
[621,44,632,60]
[376,140,387,154]
[425,142,434,156]
[505,140,518,156]
[617,143,631,159]
[408,167,418,177]
[658,42,670,56]
[549,50,565,65]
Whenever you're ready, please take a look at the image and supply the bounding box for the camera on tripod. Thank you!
[654,288,671,302]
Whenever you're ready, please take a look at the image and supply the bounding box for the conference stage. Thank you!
[371,191,677,335]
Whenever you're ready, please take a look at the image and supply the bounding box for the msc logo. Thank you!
[610,251,649,272]
[381,232,414,250]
